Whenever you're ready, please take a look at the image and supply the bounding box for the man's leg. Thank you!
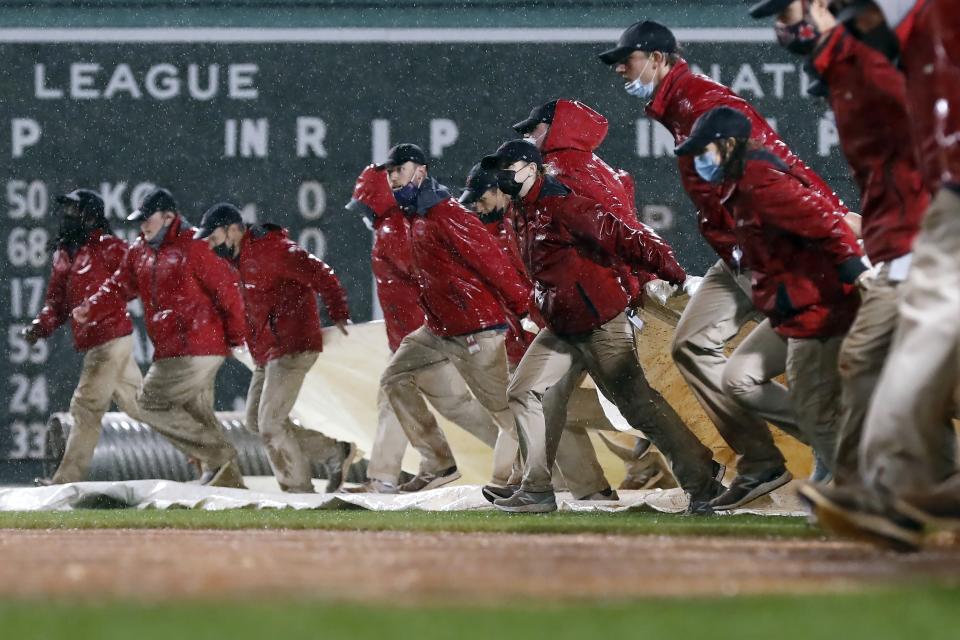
[417,362,499,448]
[786,336,845,476]
[672,260,790,476]
[110,341,144,422]
[136,356,237,470]
[381,326,457,476]
[833,270,901,485]
[364,386,411,485]
[721,319,804,443]
[52,335,135,484]
[585,313,717,500]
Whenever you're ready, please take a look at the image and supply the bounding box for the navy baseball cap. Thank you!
[127,187,177,222]
[194,202,244,239]
[56,189,104,216]
[459,163,501,205]
[376,143,428,170]
[748,0,794,19]
[480,139,543,170]
[512,100,558,135]
[675,107,752,156]
[598,20,678,65]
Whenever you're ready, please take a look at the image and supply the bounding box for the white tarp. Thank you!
[0,480,806,517]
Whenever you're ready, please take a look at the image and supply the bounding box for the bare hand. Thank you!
[72,304,91,324]
[21,325,40,345]
[336,320,349,336]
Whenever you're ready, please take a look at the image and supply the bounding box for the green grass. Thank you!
[0,589,958,640]
[0,508,815,538]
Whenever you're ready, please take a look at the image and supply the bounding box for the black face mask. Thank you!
[776,18,821,56]
[478,208,506,224]
[57,215,87,253]
[496,169,523,197]
[212,242,234,260]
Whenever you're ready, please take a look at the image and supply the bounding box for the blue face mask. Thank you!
[694,151,725,184]
[393,182,419,210]
[623,58,656,101]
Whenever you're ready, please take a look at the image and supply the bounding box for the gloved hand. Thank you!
[855,263,881,292]
[643,279,677,306]
[520,316,540,335]
[20,324,41,345]
[682,276,704,297]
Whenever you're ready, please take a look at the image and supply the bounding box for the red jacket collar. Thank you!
[645,59,691,122]
[812,25,853,75]
[520,175,546,206]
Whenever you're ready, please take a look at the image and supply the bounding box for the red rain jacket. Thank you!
[87,215,246,360]
[811,25,927,263]
[405,178,530,338]
[895,0,960,193]
[512,175,685,336]
[32,230,133,352]
[542,99,653,298]
[722,151,864,339]
[237,224,350,366]
[646,60,850,266]
[351,165,425,352]
[482,209,536,365]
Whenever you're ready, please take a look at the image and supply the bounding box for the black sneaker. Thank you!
[710,467,792,512]
[686,480,726,516]
[482,484,519,504]
[577,487,620,501]
[493,488,557,513]
[399,466,461,493]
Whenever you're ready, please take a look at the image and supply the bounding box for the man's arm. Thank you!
[190,241,247,347]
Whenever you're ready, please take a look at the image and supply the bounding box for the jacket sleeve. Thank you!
[750,167,865,282]
[32,251,70,338]
[190,242,248,347]
[85,249,139,326]
[562,195,687,285]
[441,204,531,317]
[280,239,351,323]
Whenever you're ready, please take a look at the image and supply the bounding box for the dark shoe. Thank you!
[686,480,726,516]
[343,479,399,494]
[482,484,519,504]
[399,466,461,493]
[494,488,557,513]
[577,487,620,501]
[710,467,792,512]
[809,453,833,484]
[201,460,247,489]
[324,441,357,493]
[797,483,924,552]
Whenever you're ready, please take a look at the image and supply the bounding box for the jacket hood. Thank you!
[349,164,396,220]
[542,100,608,154]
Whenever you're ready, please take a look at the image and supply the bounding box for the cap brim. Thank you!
[480,154,505,170]
[459,189,480,206]
[126,209,148,222]
[598,45,633,65]
[193,226,216,240]
[511,118,538,134]
[55,194,80,205]
[748,0,792,19]
[674,135,710,156]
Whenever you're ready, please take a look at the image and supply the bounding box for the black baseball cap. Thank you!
[828,0,874,23]
[512,100,558,135]
[675,107,752,156]
[748,0,794,19]
[56,189,104,216]
[480,139,543,170]
[194,202,244,239]
[127,187,177,222]
[376,143,428,169]
[598,20,678,65]
[459,163,501,206]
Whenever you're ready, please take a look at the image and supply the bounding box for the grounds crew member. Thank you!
[461,164,620,502]
[677,108,866,510]
[345,165,501,493]
[749,0,928,487]
[74,188,246,488]
[481,140,725,514]
[599,19,858,504]
[195,202,359,493]
[26,189,145,485]
[378,143,530,493]
[797,0,960,549]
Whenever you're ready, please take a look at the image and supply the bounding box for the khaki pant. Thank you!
[136,355,237,470]
[861,188,960,496]
[509,312,715,497]
[672,260,797,476]
[381,325,519,486]
[246,351,341,492]
[51,334,144,483]
[724,319,843,473]
[833,265,902,485]
[367,362,499,483]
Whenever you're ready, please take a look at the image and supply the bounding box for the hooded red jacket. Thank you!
[482,209,536,365]
[86,215,247,360]
[32,230,133,352]
[236,224,350,366]
[543,99,653,299]
[722,151,864,339]
[406,178,530,337]
[811,25,927,263]
[894,0,960,193]
[513,175,685,336]
[350,165,425,352]
[646,60,850,266]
